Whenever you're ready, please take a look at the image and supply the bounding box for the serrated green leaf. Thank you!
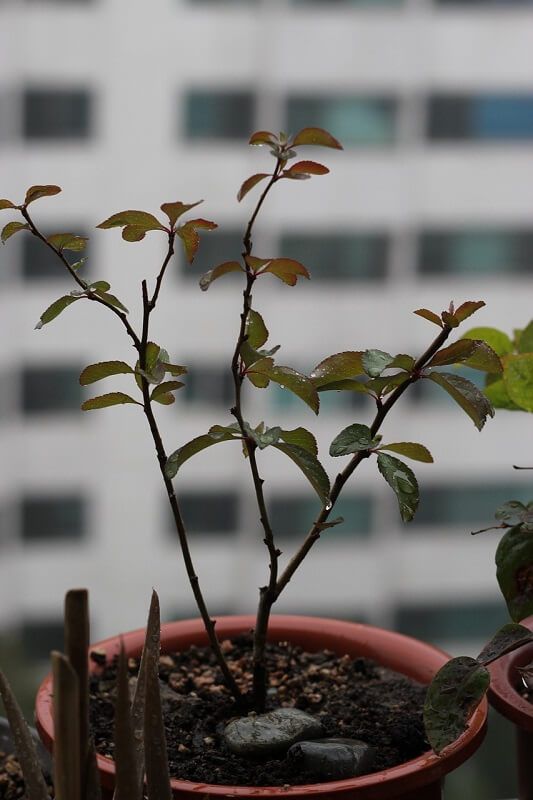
[160,200,202,228]
[208,423,242,440]
[330,424,374,457]
[89,280,111,292]
[414,308,443,328]
[378,442,433,463]
[46,232,88,252]
[429,340,502,374]
[122,225,148,242]
[249,361,319,413]
[161,362,187,377]
[246,424,282,449]
[177,218,217,264]
[272,442,330,503]
[518,321,533,354]
[279,427,318,456]
[428,372,494,430]
[258,258,310,286]
[461,327,513,357]
[504,354,533,411]
[292,127,343,150]
[199,260,242,291]
[316,378,371,394]
[377,453,419,522]
[246,309,269,349]
[362,349,394,378]
[366,372,410,397]
[310,351,365,388]
[428,340,477,368]
[150,380,184,403]
[496,525,533,621]
[495,501,531,526]
[165,430,239,478]
[391,354,416,372]
[453,300,485,324]
[80,361,133,385]
[476,623,533,666]
[0,199,15,210]
[35,295,79,329]
[82,392,140,411]
[424,657,490,754]
[24,184,61,205]
[96,210,163,232]
[483,373,519,410]
[237,173,270,202]
[94,290,129,313]
[1,221,29,243]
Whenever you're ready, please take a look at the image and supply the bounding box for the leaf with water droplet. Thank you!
[362,349,394,378]
[272,443,330,504]
[377,453,419,522]
[329,424,375,457]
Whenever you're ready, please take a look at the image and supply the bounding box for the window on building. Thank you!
[395,601,508,644]
[181,365,234,408]
[269,494,373,539]
[417,229,533,276]
[22,226,89,280]
[427,94,533,141]
[411,483,532,527]
[280,232,388,281]
[287,95,396,145]
[21,494,86,542]
[409,365,485,406]
[184,90,255,140]
[178,491,238,533]
[178,229,243,280]
[20,618,64,660]
[21,365,83,414]
[23,88,92,140]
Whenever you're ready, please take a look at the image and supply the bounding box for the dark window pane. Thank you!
[21,495,86,542]
[23,88,91,140]
[22,227,88,280]
[418,229,533,276]
[412,483,532,527]
[409,365,485,405]
[181,365,234,407]
[178,229,243,280]
[287,96,396,145]
[185,91,254,140]
[280,232,388,281]
[269,494,373,539]
[21,365,82,414]
[179,491,238,533]
[395,602,508,644]
[20,619,64,660]
[428,94,533,141]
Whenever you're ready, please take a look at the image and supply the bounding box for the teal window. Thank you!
[395,602,508,644]
[21,619,64,660]
[179,491,238,533]
[280,233,388,281]
[287,95,396,146]
[269,494,373,539]
[178,229,243,280]
[418,230,533,276]
[270,382,370,412]
[410,365,485,406]
[412,483,532,527]
[23,88,91,140]
[22,365,83,414]
[428,94,533,141]
[21,495,86,542]
[184,90,254,140]
[181,366,234,408]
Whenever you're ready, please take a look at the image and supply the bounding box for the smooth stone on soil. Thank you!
[287,738,374,781]
[224,708,324,757]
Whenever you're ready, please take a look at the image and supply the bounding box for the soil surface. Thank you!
[0,751,53,799]
[89,634,428,787]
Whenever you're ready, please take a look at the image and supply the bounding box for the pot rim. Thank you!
[35,614,487,797]
[488,615,533,731]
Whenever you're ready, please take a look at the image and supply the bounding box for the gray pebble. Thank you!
[287,737,374,781]
[224,708,324,757]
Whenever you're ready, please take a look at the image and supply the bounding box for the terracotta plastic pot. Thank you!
[489,615,533,800]
[36,615,487,800]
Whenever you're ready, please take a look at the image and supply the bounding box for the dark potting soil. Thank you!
[89,635,428,787]
[0,751,53,799]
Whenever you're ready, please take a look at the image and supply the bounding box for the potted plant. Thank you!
[2,128,513,798]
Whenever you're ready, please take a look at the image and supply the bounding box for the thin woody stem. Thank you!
[274,324,453,599]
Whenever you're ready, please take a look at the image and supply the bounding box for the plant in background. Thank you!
[1,129,527,756]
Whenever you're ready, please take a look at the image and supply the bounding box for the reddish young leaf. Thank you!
[24,185,61,205]
[285,161,329,177]
[454,300,485,324]
[441,310,460,329]
[177,219,217,263]
[1,221,29,243]
[258,258,310,286]
[249,130,278,146]
[122,225,149,242]
[414,308,443,328]
[292,127,343,150]
[245,255,270,273]
[0,199,15,210]
[160,200,202,228]
[96,210,163,232]
[237,173,270,202]
[199,260,243,291]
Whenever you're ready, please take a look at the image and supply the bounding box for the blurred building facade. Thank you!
[1,0,533,677]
